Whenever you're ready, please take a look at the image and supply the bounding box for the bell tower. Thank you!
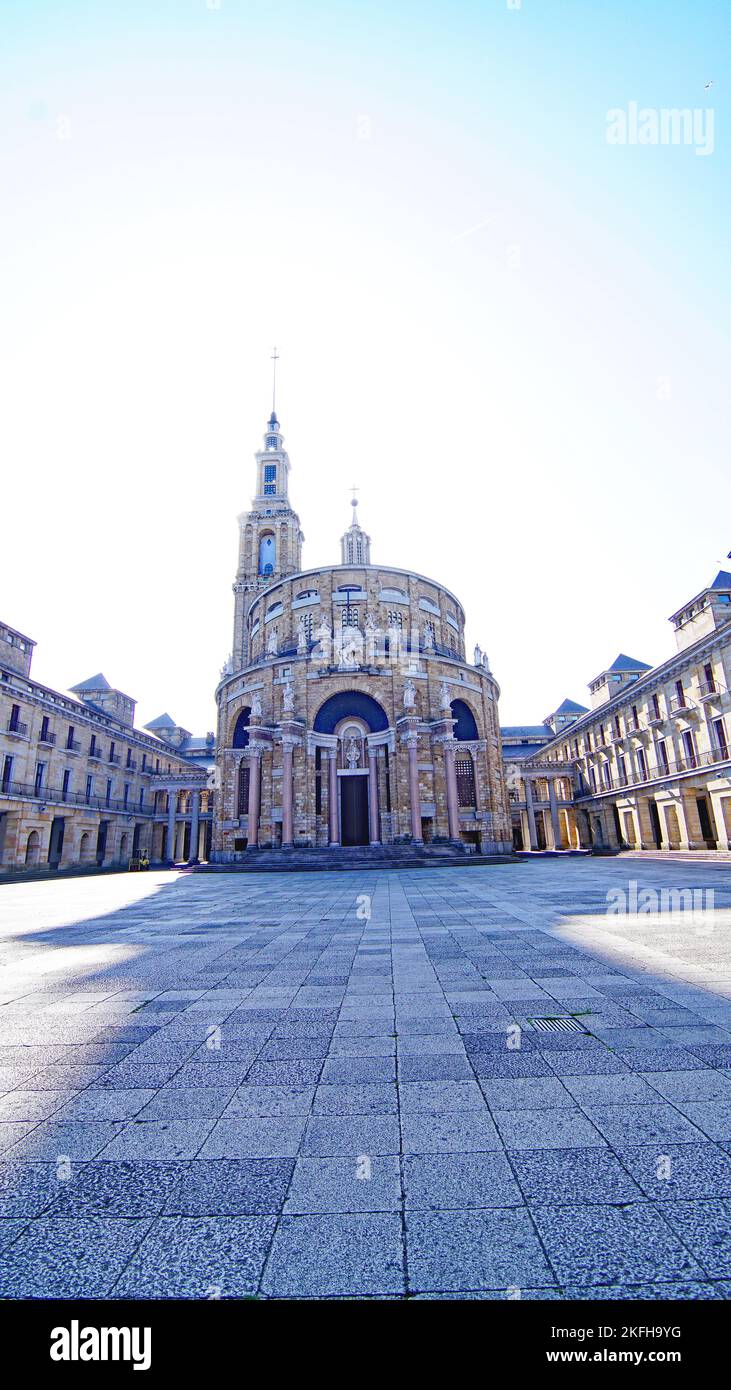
[340,494,371,565]
[231,355,304,672]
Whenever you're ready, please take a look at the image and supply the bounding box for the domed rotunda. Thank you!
[211,406,512,860]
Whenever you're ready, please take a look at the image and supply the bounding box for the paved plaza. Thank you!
[0,858,731,1299]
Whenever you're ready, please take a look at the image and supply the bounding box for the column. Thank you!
[677,790,706,851]
[166,788,176,864]
[368,746,380,845]
[524,776,539,850]
[246,751,261,848]
[282,740,294,847]
[548,778,563,849]
[328,751,340,846]
[443,740,461,841]
[406,734,422,841]
[187,789,200,864]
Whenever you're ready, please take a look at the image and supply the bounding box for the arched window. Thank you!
[258,533,276,575]
[232,707,251,749]
[450,699,479,741]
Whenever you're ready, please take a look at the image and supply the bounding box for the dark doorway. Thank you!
[512,819,524,851]
[48,817,65,867]
[649,800,663,849]
[340,776,369,846]
[535,812,547,851]
[132,823,142,857]
[96,821,109,867]
[696,796,716,848]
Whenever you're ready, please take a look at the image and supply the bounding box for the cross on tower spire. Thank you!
[270,346,280,413]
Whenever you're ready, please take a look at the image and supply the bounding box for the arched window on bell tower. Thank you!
[259,532,276,576]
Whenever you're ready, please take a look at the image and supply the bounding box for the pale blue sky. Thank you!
[1,0,729,732]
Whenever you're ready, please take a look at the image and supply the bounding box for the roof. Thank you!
[711,569,731,591]
[607,653,652,673]
[69,673,112,693]
[144,713,177,731]
[501,725,552,739]
[553,698,589,715]
[502,740,551,760]
[668,568,731,622]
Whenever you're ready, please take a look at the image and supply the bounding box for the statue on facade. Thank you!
[403,678,417,710]
[296,615,308,653]
[220,653,233,678]
[474,643,482,667]
[345,736,361,768]
[250,691,263,721]
[439,680,451,712]
[266,627,278,657]
[282,680,294,713]
[423,623,435,651]
[481,651,491,672]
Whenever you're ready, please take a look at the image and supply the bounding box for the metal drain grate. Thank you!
[530,1016,586,1033]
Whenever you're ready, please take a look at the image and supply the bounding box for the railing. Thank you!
[38,730,56,745]
[698,680,717,698]
[126,758,137,771]
[575,745,730,797]
[66,737,82,752]
[668,694,691,714]
[109,753,121,765]
[88,746,103,759]
[6,719,28,736]
[0,777,156,816]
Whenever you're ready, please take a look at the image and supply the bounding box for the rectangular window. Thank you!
[682,728,696,768]
[264,464,276,483]
[1,755,12,793]
[455,755,476,807]
[657,739,670,774]
[141,753,147,772]
[123,783,130,808]
[703,662,715,693]
[139,788,145,810]
[86,775,93,802]
[631,705,639,730]
[652,693,661,719]
[106,778,112,806]
[62,769,71,797]
[90,735,97,756]
[34,761,46,795]
[713,718,728,759]
[675,679,685,709]
[40,715,50,741]
[9,703,21,732]
[636,747,648,780]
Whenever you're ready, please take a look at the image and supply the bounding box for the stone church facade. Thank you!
[212,410,512,860]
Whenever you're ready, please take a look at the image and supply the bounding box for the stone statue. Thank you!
[220,653,233,679]
[439,681,451,712]
[250,691,263,721]
[474,643,482,667]
[423,624,435,651]
[296,615,307,653]
[481,651,491,672]
[364,609,377,632]
[266,627,278,657]
[403,678,417,710]
[345,736,361,768]
[282,680,294,713]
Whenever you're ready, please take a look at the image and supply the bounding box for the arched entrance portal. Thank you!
[313,691,388,848]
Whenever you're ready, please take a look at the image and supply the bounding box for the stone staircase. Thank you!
[192,842,515,873]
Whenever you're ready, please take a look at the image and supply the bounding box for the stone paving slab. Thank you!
[1,858,731,1297]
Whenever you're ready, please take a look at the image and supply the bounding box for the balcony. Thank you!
[698,680,719,702]
[6,719,29,739]
[0,776,156,817]
[109,753,121,766]
[668,694,699,718]
[38,730,57,746]
[88,746,103,760]
[574,744,730,798]
[66,737,82,753]
[126,758,137,772]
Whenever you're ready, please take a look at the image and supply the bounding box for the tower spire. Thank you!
[340,488,371,565]
[270,346,279,415]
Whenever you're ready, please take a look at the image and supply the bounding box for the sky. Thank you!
[1,0,729,734]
